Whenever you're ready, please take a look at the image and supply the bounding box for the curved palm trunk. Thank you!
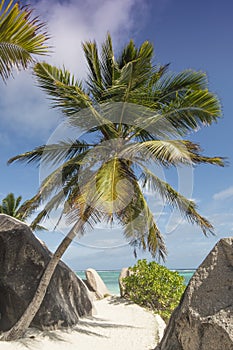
[0,220,83,341]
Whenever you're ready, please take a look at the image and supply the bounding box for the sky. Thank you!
[0,0,233,270]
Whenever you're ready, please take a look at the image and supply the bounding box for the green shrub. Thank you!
[123,259,186,322]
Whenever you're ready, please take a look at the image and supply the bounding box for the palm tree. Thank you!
[3,34,224,340]
[0,192,23,218]
[0,192,46,230]
[0,0,48,82]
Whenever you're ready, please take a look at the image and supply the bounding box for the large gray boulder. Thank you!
[0,214,93,331]
[85,268,110,299]
[155,237,233,350]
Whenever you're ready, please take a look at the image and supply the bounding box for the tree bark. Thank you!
[0,219,84,341]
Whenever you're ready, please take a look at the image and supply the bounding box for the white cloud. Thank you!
[0,0,145,141]
[33,0,145,75]
[213,186,233,201]
[0,71,60,139]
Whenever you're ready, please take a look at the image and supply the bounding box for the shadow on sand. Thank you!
[12,296,141,348]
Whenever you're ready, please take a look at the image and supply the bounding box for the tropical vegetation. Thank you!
[0,192,46,230]
[2,33,225,340]
[0,0,48,82]
[123,259,186,322]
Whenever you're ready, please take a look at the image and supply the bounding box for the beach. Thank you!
[0,296,163,350]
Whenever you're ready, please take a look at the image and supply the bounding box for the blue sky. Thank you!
[0,0,232,270]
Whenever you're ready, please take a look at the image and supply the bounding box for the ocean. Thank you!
[76,269,195,295]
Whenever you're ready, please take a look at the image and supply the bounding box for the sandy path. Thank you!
[0,296,161,350]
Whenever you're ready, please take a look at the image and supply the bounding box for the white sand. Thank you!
[0,296,163,350]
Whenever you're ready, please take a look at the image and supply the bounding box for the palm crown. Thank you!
[9,34,224,260]
[0,192,46,231]
[0,193,24,219]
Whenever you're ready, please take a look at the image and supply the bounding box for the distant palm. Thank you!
[4,34,224,340]
[0,192,23,218]
[0,192,46,230]
[0,0,48,81]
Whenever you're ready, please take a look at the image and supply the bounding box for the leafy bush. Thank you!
[123,259,186,322]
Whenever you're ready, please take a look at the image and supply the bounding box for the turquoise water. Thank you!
[175,269,195,285]
[76,269,195,295]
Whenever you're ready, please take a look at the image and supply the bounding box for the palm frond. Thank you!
[160,89,221,134]
[147,64,170,89]
[82,39,103,97]
[100,33,119,89]
[30,224,47,231]
[30,189,66,230]
[16,193,41,218]
[34,62,118,139]
[117,39,137,68]
[181,140,225,166]
[119,180,167,260]
[0,42,31,79]
[34,62,89,114]
[103,40,154,102]
[15,194,22,210]
[0,0,49,81]
[121,139,225,167]
[94,157,136,217]
[36,153,89,205]
[8,139,90,166]
[154,70,208,101]
[140,166,214,235]
[121,140,194,166]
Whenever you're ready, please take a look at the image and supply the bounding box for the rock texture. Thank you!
[118,267,131,297]
[154,314,166,343]
[85,268,110,299]
[0,214,93,331]
[155,237,233,350]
